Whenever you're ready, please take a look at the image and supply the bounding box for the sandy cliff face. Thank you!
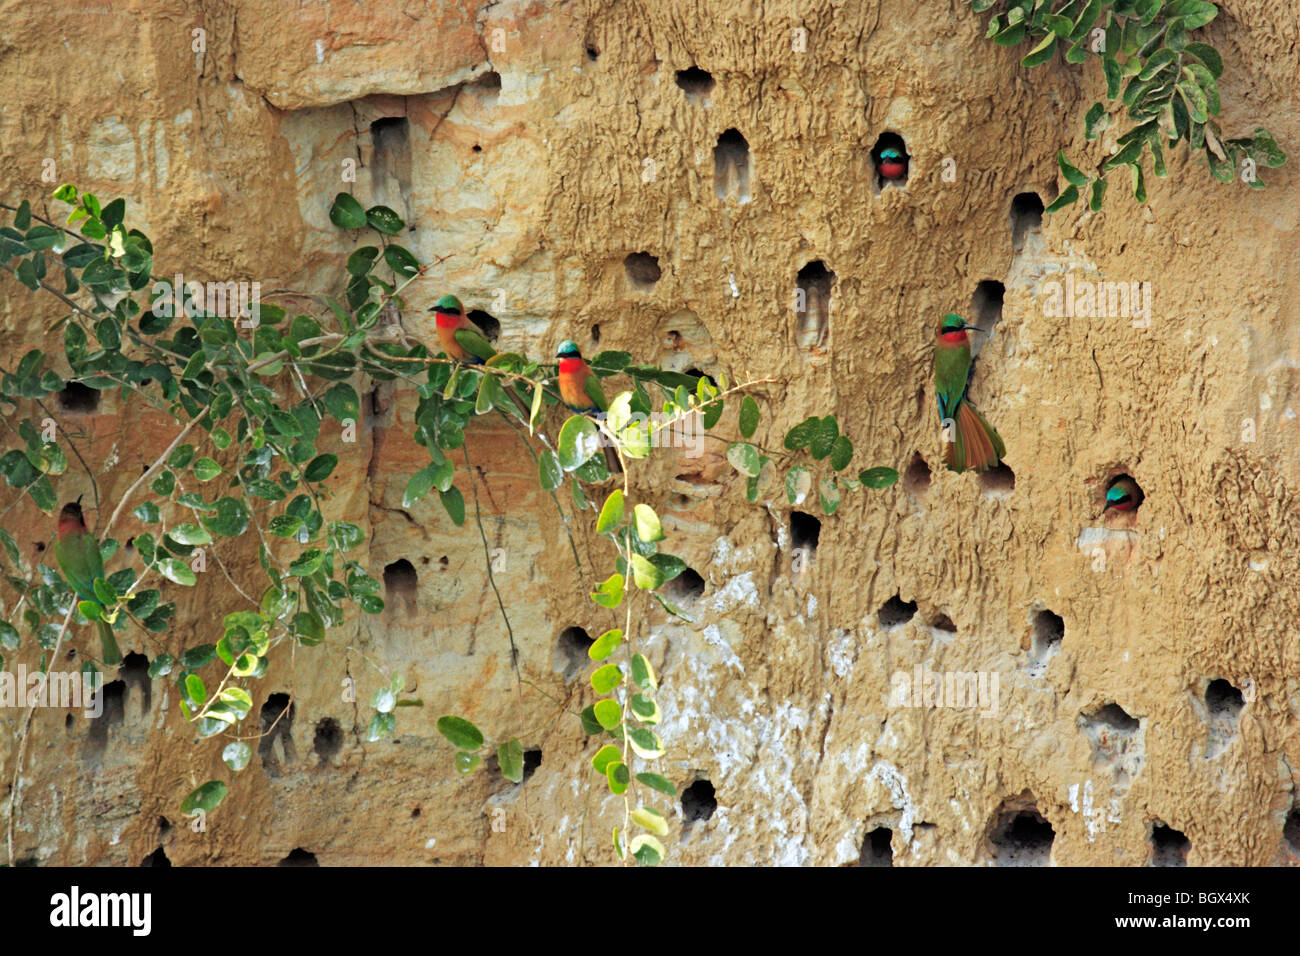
[0,0,1298,865]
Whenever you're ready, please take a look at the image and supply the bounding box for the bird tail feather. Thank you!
[945,400,1005,473]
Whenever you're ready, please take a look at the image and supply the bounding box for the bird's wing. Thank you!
[584,371,609,412]
[453,326,496,362]
[54,533,104,602]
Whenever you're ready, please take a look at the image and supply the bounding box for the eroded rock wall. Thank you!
[1,0,1298,865]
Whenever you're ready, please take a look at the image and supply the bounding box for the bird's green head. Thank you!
[556,340,582,360]
[880,146,903,163]
[433,294,463,315]
[1105,485,1127,504]
[940,313,967,334]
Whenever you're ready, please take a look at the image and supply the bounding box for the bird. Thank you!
[430,294,494,364]
[53,497,121,666]
[877,144,908,182]
[1103,476,1144,514]
[556,340,620,474]
[934,313,1005,474]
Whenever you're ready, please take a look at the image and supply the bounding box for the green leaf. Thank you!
[630,833,665,866]
[322,383,360,423]
[0,622,19,651]
[1044,184,1080,212]
[630,653,657,691]
[727,442,761,477]
[784,416,820,450]
[1088,176,1108,211]
[180,780,227,815]
[168,523,212,546]
[1184,42,1223,78]
[346,246,379,275]
[329,193,367,229]
[192,458,221,482]
[1178,79,1208,123]
[147,654,173,679]
[1131,162,1147,203]
[785,465,812,505]
[436,715,484,750]
[580,705,603,735]
[498,737,524,783]
[738,395,759,438]
[593,698,621,730]
[630,554,664,590]
[809,416,839,460]
[1057,150,1087,187]
[820,477,841,515]
[454,751,482,774]
[183,673,207,705]
[859,465,899,489]
[591,663,624,694]
[439,486,465,526]
[538,450,563,491]
[631,806,669,837]
[829,434,854,471]
[588,628,623,660]
[181,644,217,669]
[383,244,420,278]
[1021,32,1057,67]
[592,744,621,774]
[222,741,252,772]
[304,454,338,482]
[558,415,601,471]
[366,205,405,235]
[367,712,396,741]
[403,464,437,508]
[591,572,624,609]
[606,761,630,795]
[633,503,664,542]
[630,692,661,724]
[636,771,678,797]
[597,489,624,534]
[157,557,198,586]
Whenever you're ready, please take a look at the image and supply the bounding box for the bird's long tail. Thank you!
[97,619,121,666]
[944,400,1006,473]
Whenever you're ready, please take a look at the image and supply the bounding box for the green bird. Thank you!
[431,294,495,364]
[54,497,121,665]
[934,313,1006,473]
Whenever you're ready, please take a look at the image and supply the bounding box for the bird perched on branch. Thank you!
[934,313,1005,474]
[556,340,620,474]
[53,497,121,665]
[431,294,494,364]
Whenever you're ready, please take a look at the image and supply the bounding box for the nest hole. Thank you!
[878,595,917,629]
[1151,823,1190,867]
[903,453,931,496]
[1011,192,1044,249]
[713,129,751,203]
[624,252,661,288]
[466,310,500,343]
[980,463,1015,496]
[313,716,343,764]
[858,826,894,867]
[675,66,714,98]
[278,848,319,867]
[794,260,834,350]
[57,381,100,414]
[682,778,716,825]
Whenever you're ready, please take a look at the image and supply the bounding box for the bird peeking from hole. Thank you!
[875,143,909,185]
[1102,476,1143,516]
[935,313,1005,474]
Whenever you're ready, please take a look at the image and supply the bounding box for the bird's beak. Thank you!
[963,324,986,335]
[76,493,83,506]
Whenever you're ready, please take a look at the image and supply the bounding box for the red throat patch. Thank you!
[939,330,969,344]
[558,357,584,374]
